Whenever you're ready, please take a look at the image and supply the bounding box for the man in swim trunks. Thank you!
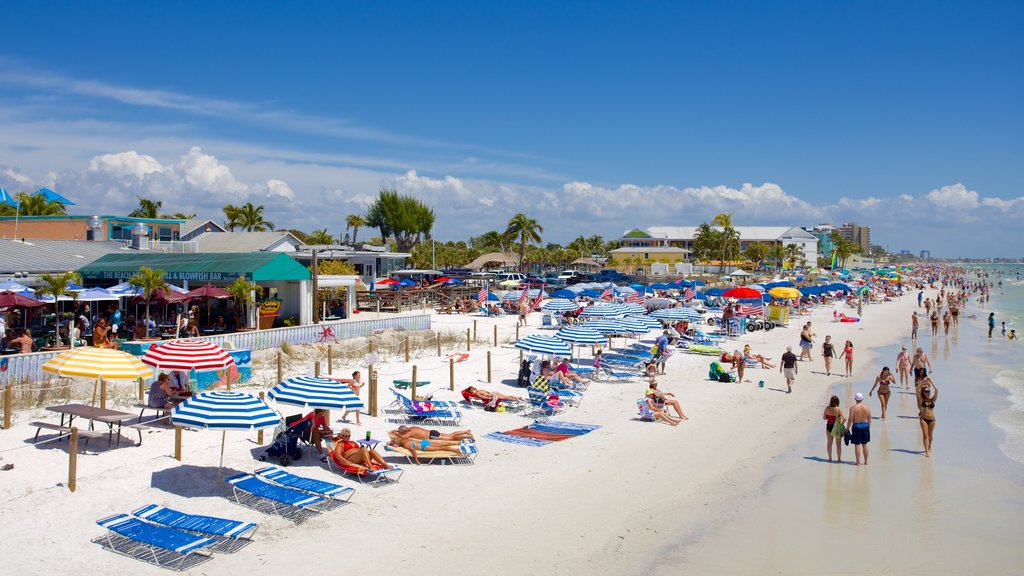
[392,425,475,442]
[849,393,872,465]
[911,311,919,340]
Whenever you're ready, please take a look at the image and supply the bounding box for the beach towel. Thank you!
[485,421,600,446]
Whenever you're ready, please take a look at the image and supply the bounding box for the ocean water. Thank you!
[981,264,1024,465]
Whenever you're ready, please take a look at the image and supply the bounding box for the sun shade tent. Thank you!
[78,252,312,283]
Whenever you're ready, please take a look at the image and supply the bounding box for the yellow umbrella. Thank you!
[769,287,801,299]
[42,347,154,380]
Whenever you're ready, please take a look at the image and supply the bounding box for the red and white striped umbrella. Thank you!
[140,339,236,371]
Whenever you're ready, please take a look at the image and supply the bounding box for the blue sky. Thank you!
[0,1,1021,256]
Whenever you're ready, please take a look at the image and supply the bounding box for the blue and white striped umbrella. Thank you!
[171,391,280,430]
[268,375,364,410]
[614,286,636,295]
[581,320,628,335]
[514,334,572,356]
[617,303,647,315]
[651,307,702,321]
[628,315,663,330]
[614,317,651,334]
[502,289,547,301]
[543,298,580,312]
[580,304,626,317]
[554,326,606,345]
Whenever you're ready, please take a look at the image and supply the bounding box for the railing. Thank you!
[146,239,197,253]
[0,314,431,386]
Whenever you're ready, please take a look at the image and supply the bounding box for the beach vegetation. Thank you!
[223,202,276,231]
[345,214,367,244]
[691,223,718,263]
[225,277,258,329]
[365,189,435,252]
[504,212,544,272]
[784,243,803,268]
[828,230,861,268]
[127,266,168,330]
[128,197,163,219]
[36,271,82,347]
[470,230,510,253]
[711,213,741,272]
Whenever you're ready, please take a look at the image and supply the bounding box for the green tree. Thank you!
[306,228,335,245]
[471,230,509,253]
[128,266,169,330]
[365,189,435,252]
[13,192,68,216]
[504,212,543,272]
[163,212,196,220]
[345,214,367,244]
[769,243,786,270]
[223,202,275,231]
[692,223,720,263]
[712,212,740,273]
[784,243,803,269]
[743,243,769,269]
[129,196,163,219]
[226,277,258,329]
[36,271,82,347]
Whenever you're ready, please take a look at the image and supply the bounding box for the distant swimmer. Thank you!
[1009,330,1018,341]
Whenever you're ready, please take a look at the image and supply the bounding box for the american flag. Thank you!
[531,290,544,311]
[599,287,614,300]
[683,288,696,301]
[625,292,644,304]
[517,288,530,305]
[477,282,488,305]
[738,304,764,317]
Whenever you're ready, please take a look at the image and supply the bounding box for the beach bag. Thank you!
[830,413,847,439]
[718,372,733,383]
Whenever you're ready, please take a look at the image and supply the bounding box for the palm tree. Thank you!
[472,230,508,253]
[712,213,740,273]
[129,196,163,219]
[784,243,803,269]
[14,192,67,216]
[504,213,543,272]
[128,266,169,330]
[36,271,82,347]
[223,202,274,231]
[743,243,769,269]
[163,212,196,220]
[345,214,367,244]
[692,223,719,263]
[306,228,335,245]
[769,243,786,270]
[226,277,258,329]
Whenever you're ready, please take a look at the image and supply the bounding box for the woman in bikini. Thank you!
[916,377,939,457]
[868,366,896,420]
[822,395,845,463]
[838,340,854,377]
[464,386,523,404]
[930,310,940,335]
[329,428,394,473]
[896,345,912,388]
[388,432,472,464]
[822,335,835,376]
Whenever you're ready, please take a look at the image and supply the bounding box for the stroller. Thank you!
[258,414,312,466]
[516,359,532,387]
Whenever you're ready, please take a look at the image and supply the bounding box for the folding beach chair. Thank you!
[224,473,326,522]
[255,466,355,508]
[322,437,404,485]
[390,389,463,426]
[130,504,257,554]
[603,366,642,383]
[96,513,215,571]
[384,442,478,465]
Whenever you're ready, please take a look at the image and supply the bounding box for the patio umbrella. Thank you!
[74,289,118,302]
[42,347,154,408]
[185,284,231,300]
[0,281,35,293]
[376,278,398,286]
[37,187,75,205]
[650,307,701,321]
[722,286,761,299]
[0,291,46,308]
[554,326,605,345]
[398,279,418,287]
[617,303,647,315]
[550,289,576,299]
[268,375,364,411]
[141,339,236,372]
[543,299,580,312]
[627,315,663,330]
[769,287,801,299]
[514,334,572,356]
[580,304,626,317]
[170,391,280,478]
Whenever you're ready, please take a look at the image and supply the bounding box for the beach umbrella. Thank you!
[37,187,75,205]
[498,279,520,288]
[579,289,602,299]
[35,293,74,303]
[614,317,651,333]
[722,286,761,299]
[141,339,236,372]
[502,290,524,301]
[65,282,87,292]
[617,303,647,315]
[75,288,118,302]
[628,315,663,330]
[42,347,154,380]
[486,291,501,302]
[673,279,693,288]
[554,326,605,345]
[650,307,701,321]
[514,334,572,356]
[170,390,280,478]
[551,289,576,299]
[704,288,725,297]
[615,286,636,295]
[769,287,801,299]
[543,299,580,312]
[580,304,626,317]
[0,281,35,293]
[186,284,231,300]
[644,297,674,309]
[399,279,418,287]
[0,188,17,206]
[268,375,364,410]
[0,291,46,308]
[443,278,464,285]
[376,278,398,286]
[578,320,625,335]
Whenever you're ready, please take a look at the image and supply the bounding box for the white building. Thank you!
[622,226,819,266]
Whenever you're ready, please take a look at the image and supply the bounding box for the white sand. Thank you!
[0,297,916,575]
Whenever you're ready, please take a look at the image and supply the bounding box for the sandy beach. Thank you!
[1,292,1018,575]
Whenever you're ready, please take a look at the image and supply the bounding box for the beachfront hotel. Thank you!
[619,226,820,266]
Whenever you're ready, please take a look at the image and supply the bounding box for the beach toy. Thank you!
[758,380,765,388]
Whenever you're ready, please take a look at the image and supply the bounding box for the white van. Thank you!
[495,272,527,284]
[557,270,581,281]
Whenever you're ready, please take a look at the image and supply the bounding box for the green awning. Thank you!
[78,252,311,283]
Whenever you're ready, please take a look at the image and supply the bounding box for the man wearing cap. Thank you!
[849,393,872,465]
[780,345,798,393]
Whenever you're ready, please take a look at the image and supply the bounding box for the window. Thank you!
[110,224,132,240]
[157,226,173,241]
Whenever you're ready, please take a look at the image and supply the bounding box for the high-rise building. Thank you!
[920,250,930,259]
[839,222,871,253]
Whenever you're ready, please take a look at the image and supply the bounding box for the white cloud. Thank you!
[176,146,247,197]
[925,183,980,210]
[265,178,295,201]
[88,151,165,179]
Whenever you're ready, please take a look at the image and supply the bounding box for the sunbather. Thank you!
[640,396,681,426]
[743,345,775,369]
[555,359,590,386]
[387,433,471,464]
[329,428,394,473]
[464,386,523,403]
[646,381,688,420]
[392,425,475,442]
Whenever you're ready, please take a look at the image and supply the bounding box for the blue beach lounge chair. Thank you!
[224,473,326,521]
[255,466,355,505]
[96,513,215,570]
[131,504,256,554]
[390,389,463,426]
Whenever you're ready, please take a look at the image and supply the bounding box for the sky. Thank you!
[0,1,1021,257]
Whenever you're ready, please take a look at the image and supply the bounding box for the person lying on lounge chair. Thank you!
[640,396,681,426]
[464,386,523,404]
[555,359,590,385]
[387,432,471,464]
[392,425,475,442]
[742,345,775,369]
[330,428,394,472]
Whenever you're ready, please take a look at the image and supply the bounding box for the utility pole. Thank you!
[311,248,320,324]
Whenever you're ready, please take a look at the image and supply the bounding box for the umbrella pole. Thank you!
[218,430,226,480]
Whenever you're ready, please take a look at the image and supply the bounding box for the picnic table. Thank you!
[43,403,142,447]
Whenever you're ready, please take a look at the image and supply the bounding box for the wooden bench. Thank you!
[30,421,107,449]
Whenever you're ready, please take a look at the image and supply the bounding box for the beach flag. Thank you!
[477,282,488,305]
[830,251,838,270]
[599,287,614,300]
[625,292,644,304]
[739,304,764,317]
[683,288,696,301]
[517,288,530,305]
[531,290,544,311]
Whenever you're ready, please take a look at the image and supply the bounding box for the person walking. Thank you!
[823,395,846,463]
[780,345,798,394]
[988,313,996,338]
[849,393,872,466]
[838,340,854,377]
[799,322,814,362]
[917,377,939,457]
[911,311,919,340]
[822,335,835,377]
[896,345,911,388]
[868,366,895,420]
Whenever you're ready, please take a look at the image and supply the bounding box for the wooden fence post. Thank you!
[487,351,491,383]
[174,425,182,461]
[258,389,266,444]
[411,365,418,400]
[3,385,12,430]
[138,378,145,403]
[437,334,441,357]
[369,368,378,417]
[328,345,333,375]
[226,368,232,391]
[68,428,78,492]
[315,361,321,377]
[493,325,498,347]
[466,328,471,351]
[516,324,520,341]
[473,319,477,342]
[277,351,283,383]
[449,358,455,391]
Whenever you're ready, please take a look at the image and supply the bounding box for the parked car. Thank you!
[565,274,594,285]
